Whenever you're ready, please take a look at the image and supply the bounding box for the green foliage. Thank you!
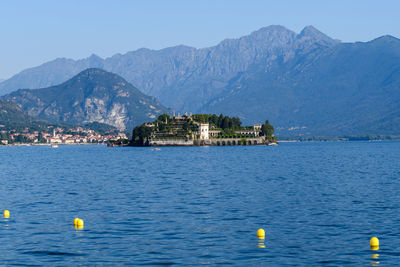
[131,124,153,146]
[14,134,32,143]
[37,132,46,143]
[0,100,69,133]
[191,114,209,123]
[157,114,171,124]
[108,138,130,146]
[192,113,242,129]
[261,120,274,140]
[0,133,7,143]
[83,122,118,135]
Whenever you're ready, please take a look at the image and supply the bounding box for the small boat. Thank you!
[51,144,59,148]
[267,142,278,146]
[152,147,161,151]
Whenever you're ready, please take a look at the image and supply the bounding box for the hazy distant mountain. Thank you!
[203,35,400,136]
[0,25,339,112]
[2,69,170,130]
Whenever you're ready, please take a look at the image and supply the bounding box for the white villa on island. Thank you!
[197,122,262,140]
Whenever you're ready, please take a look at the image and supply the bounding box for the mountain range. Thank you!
[2,69,169,131]
[1,25,399,136]
[0,25,338,112]
[202,35,400,135]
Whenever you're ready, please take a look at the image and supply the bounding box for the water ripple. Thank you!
[1,142,400,265]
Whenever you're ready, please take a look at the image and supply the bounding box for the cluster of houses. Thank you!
[1,126,127,145]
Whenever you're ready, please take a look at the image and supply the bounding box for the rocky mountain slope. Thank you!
[0,100,51,131]
[0,25,339,112]
[2,69,170,130]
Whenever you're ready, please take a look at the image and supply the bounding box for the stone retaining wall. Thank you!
[149,137,265,146]
[198,137,265,146]
[149,139,194,146]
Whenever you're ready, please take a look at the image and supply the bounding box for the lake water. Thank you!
[1,142,400,265]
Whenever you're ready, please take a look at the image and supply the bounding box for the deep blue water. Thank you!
[1,142,400,266]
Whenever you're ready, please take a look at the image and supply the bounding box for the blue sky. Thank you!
[0,0,399,79]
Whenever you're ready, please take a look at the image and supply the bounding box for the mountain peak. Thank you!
[298,25,339,46]
[258,25,291,32]
[67,68,126,86]
[85,54,104,68]
[300,25,321,35]
[370,35,400,43]
[250,25,295,38]
[2,68,170,130]
[79,68,110,76]
[88,53,103,60]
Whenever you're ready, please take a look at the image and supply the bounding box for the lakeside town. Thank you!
[0,125,127,146]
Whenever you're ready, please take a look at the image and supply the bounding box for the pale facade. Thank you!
[209,130,221,137]
[253,124,262,131]
[199,123,209,140]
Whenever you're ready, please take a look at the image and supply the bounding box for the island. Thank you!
[109,113,277,147]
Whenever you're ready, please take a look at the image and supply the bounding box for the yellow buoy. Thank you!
[370,237,379,250]
[3,210,10,218]
[77,219,84,228]
[74,218,84,229]
[257,228,265,239]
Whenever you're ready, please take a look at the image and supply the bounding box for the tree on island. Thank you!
[38,132,47,143]
[131,124,153,146]
[191,113,242,130]
[0,131,9,142]
[157,114,171,124]
[261,120,275,140]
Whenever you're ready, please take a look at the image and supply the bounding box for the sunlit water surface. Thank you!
[1,142,400,266]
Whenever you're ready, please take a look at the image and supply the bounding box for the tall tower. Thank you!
[199,123,209,140]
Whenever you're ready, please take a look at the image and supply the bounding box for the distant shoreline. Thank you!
[1,143,106,147]
[278,136,400,142]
